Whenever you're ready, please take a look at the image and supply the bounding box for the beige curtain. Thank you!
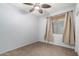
[44,17,53,41]
[63,11,75,45]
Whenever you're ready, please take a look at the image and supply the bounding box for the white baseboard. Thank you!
[0,40,75,55]
[75,49,79,56]
[0,40,38,54]
[39,40,75,49]
[77,51,79,56]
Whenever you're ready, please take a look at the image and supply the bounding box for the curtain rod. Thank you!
[46,10,73,18]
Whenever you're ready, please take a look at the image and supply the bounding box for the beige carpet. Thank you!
[0,42,77,56]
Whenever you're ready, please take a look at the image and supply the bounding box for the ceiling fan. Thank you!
[23,3,51,14]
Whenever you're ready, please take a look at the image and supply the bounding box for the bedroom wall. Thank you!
[38,6,75,49]
[75,3,79,55]
[0,4,38,54]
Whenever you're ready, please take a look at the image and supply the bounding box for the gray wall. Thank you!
[75,4,79,55]
[0,4,38,53]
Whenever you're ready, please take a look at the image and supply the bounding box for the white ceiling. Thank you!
[9,3,76,16]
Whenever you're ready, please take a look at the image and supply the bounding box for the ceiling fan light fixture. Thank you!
[23,3,51,14]
[34,6,40,10]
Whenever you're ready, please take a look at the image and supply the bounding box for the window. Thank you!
[52,15,64,34]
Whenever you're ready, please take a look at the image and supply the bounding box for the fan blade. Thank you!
[24,3,33,5]
[41,4,51,8]
[39,9,43,14]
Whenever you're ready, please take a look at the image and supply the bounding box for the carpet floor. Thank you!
[0,42,78,56]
